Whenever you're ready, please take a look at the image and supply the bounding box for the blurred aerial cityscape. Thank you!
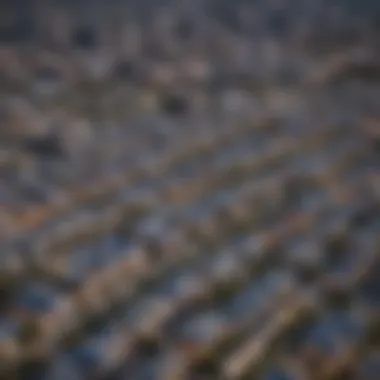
[0,1,379,380]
